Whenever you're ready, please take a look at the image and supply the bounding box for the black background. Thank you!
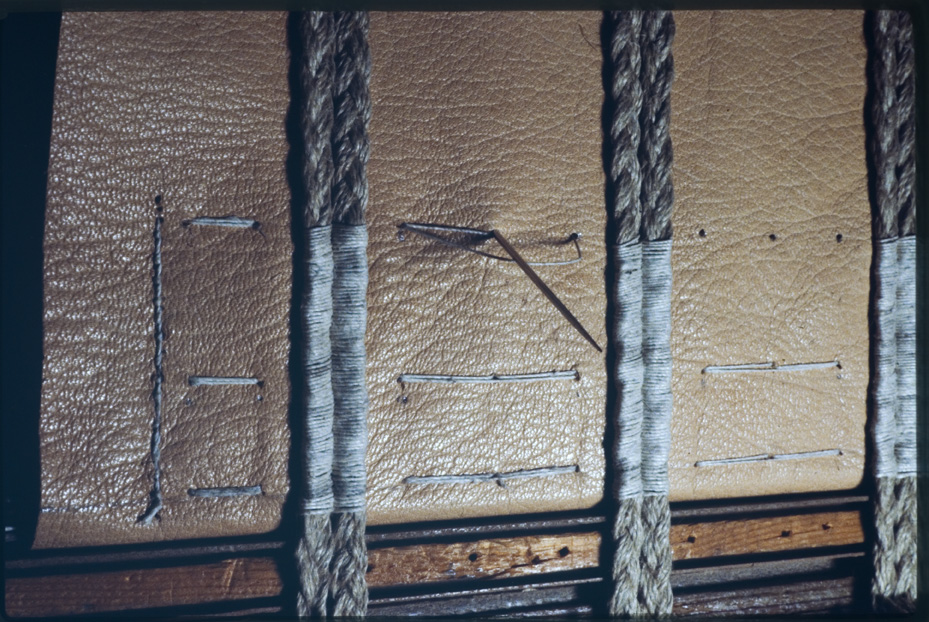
[1,12,62,550]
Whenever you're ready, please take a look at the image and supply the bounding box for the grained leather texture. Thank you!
[365,12,609,525]
[363,10,870,525]
[667,11,869,500]
[36,12,292,547]
[36,10,872,545]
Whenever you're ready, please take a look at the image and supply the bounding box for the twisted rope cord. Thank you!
[638,11,675,244]
[330,511,368,616]
[891,9,917,612]
[331,11,371,228]
[639,496,673,614]
[329,224,369,617]
[301,12,337,229]
[604,11,645,616]
[296,514,334,618]
[867,11,899,241]
[865,10,916,614]
[328,12,371,617]
[607,11,644,247]
[297,11,336,618]
[637,12,675,617]
[893,11,916,239]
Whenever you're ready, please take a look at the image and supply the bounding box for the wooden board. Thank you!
[5,503,866,617]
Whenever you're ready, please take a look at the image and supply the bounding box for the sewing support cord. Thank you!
[866,9,916,614]
[296,9,336,618]
[327,10,371,617]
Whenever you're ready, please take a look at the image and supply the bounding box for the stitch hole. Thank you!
[558,546,570,557]
[768,233,777,241]
[781,530,792,538]
[468,552,479,562]
[698,228,706,238]
[531,555,542,565]
[366,564,374,573]
[822,523,832,530]
[686,535,696,544]
[836,233,843,242]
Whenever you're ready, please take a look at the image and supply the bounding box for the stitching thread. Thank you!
[403,465,579,488]
[138,214,165,526]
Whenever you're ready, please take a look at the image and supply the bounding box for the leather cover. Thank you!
[364,12,608,525]
[363,10,870,524]
[36,10,870,546]
[35,12,292,547]
[666,11,870,500]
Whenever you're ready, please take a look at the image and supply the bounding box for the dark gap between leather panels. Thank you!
[0,12,62,552]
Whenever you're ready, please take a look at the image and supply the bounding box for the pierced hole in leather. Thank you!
[698,228,706,238]
[822,523,832,530]
[836,233,843,242]
[780,530,792,538]
[769,233,777,241]
[558,546,570,557]
[468,552,479,562]
[686,535,696,543]
[366,564,374,573]
[531,555,542,565]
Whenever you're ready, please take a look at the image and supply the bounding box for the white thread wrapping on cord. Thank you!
[303,225,335,514]
[610,241,644,500]
[872,237,898,479]
[640,240,672,497]
[331,224,368,512]
[895,236,915,477]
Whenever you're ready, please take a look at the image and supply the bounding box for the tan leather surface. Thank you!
[365,12,608,525]
[37,10,871,545]
[666,11,869,500]
[36,12,292,547]
[364,10,870,525]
